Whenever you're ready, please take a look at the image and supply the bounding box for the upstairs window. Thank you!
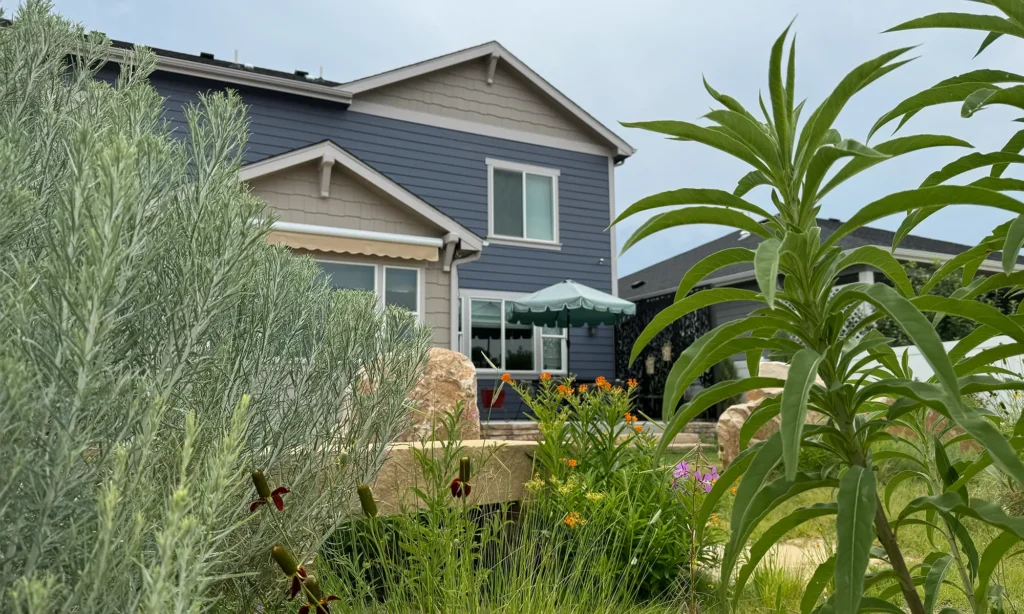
[487,158,559,246]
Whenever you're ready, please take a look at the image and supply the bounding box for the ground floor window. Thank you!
[458,292,566,375]
[317,260,422,319]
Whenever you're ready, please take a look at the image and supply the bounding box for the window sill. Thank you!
[475,369,568,379]
[486,236,562,251]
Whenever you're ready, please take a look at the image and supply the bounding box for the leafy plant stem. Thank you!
[874,500,925,614]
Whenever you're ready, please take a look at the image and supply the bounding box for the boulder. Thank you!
[718,361,825,467]
[401,348,481,441]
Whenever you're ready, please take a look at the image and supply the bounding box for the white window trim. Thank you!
[315,257,424,322]
[458,289,567,377]
[486,158,560,249]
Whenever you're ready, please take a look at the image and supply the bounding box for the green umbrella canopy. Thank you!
[507,280,636,328]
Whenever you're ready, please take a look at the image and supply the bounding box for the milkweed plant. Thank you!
[616,15,1024,614]
[0,3,431,612]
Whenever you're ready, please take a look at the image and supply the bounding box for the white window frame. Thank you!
[486,158,560,249]
[315,257,424,321]
[459,289,567,376]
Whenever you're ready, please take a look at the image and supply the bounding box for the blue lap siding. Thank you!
[133,70,617,418]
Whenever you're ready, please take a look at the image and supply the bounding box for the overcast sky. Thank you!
[48,0,1024,276]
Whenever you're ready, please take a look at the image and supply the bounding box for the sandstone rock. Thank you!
[401,348,480,441]
[719,361,827,467]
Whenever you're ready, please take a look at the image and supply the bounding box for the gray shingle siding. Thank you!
[129,70,615,407]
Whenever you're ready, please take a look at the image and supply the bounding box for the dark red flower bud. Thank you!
[449,478,471,498]
[357,483,377,517]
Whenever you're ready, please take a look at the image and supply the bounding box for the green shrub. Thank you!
[0,4,431,611]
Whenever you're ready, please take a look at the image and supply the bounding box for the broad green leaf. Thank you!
[769,25,792,162]
[976,31,1004,57]
[804,139,890,206]
[629,288,761,364]
[963,87,1000,117]
[921,239,1004,295]
[703,76,758,123]
[622,120,772,174]
[990,0,1024,28]
[992,129,1024,177]
[887,12,1024,38]
[1004,215,1024,273]
[622,206,770,253]
[797,47,913,175]
[900,493,1024,539]
[884,469,931,512]
[705,109,781,171]
[735,169,773,197]
[834,466,876,614]
[923,554,954,614]
[653,377,784,458]
[922,152,1024,187]
[818,134,972,201]
[971,176,1024,191]
[612,187,774,226]
[729,433,782,543]
[963,85,1024,118]
[695,440,762,543]
[859,598,911,614]
[740,395,782,449]
[754,238,782,308]
[734,503,839,610]
[781,348,824,480]
[674,247,755,301]
[911,295,1024,344]
[977,532,1021,611]
[825,186,1024,251]
[836,246,915,297]
[802,556,835,614]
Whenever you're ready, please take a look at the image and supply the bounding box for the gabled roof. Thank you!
[340,41,635,159]
[620,218,1024,301]
[239,141,483,251]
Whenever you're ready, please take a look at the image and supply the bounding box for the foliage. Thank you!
[509,375,726,599]
[319,402,723,613]
[0,4,431,612]
[874,261,1021,345]
[615,16,1024,614]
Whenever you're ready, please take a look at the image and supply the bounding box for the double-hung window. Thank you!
[487,158,559,246]
[317,260,421,319]
[457,292,567,375]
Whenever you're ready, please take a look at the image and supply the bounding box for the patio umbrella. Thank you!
[507,279,635,376]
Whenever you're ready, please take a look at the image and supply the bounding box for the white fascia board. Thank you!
[239,141,483,251]
[340,41,634,158]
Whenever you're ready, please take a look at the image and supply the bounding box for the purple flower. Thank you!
[703,480,713,493]
[695,469,703,482]
[673,461,690,479]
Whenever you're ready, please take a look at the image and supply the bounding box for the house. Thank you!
[103,39,633,420]
[617,218,1024,419]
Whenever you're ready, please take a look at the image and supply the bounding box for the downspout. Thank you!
[444,233,482,351]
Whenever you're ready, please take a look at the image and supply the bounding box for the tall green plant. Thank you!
[615,24,1024,614]
[0,4,431,612]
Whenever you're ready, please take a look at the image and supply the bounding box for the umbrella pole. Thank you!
[566,310,571,378]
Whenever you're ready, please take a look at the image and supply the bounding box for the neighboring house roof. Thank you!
[620,218,1024,300]
[239,140,484,251]
[340,41,635,159]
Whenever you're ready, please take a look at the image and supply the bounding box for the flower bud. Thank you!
[357,483,377,517]
[303,576,323,601]
[252,469,271,499]
[271,544,299,577]
[459,456,471,484]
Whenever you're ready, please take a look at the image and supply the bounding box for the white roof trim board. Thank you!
[340,41,635,158]
[240,141,483,251]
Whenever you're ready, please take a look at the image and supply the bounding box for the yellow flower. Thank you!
[585,492,605,503]
[564,511,587,528]
[540,371,552,382]
[501,373,513,384]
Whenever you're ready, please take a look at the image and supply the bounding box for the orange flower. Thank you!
[567,458,578,468]
[595,376,611,390]
[556,384,574,396]
[627,378,639,389]
[578,384,588,392]
[634,424,643,434]
[501,373,512,384]
[624,412,636,424]
[540,371,552,382]
[563,511,587,528]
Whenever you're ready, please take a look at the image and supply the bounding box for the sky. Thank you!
[47,0,1024,277]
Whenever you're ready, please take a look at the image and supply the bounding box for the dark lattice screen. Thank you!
[614,293,714,420]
